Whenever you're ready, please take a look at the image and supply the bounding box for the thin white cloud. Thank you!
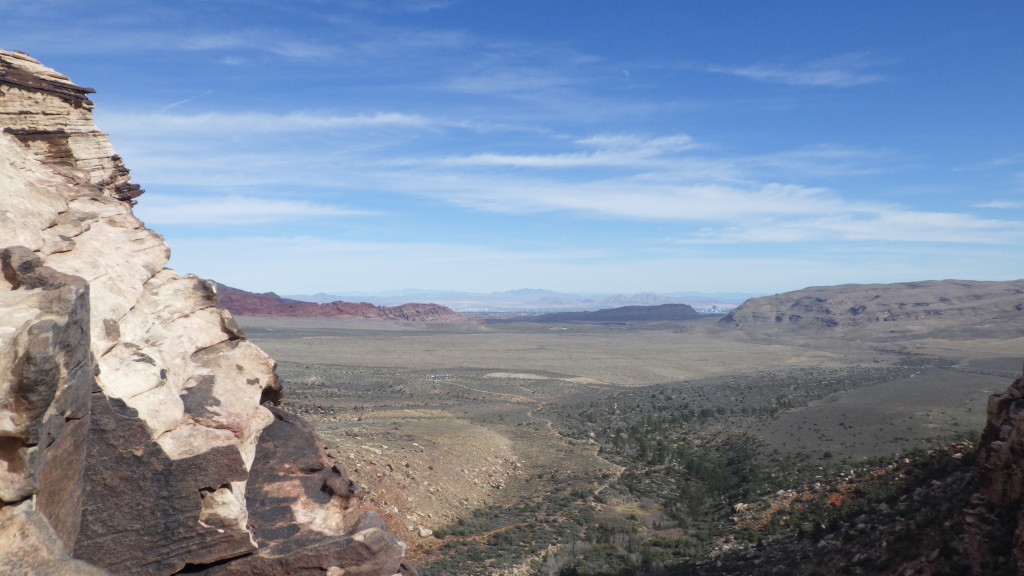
[359,155,1023,246]
[352,28,470,54]
[446,68,582,96]
[981,154,1024,168]
[709,53,888,87]
[975,200,1024,209]
[369,165,843,220]
[438,133,698,168]
[178,33,248,51]
[743,144,904,178]
[99,110,439,135]
[112,119,1022,247]
[958,153,1024,172]
[135,194,373,225]
[341,0,457,13]
[576,134,696,151]
[439,152,615,168]
[8,25,341,60]
[680,209,1018,245]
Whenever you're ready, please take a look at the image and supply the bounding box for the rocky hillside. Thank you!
[214,282,475,322]
[688,368,1024,576]
[721,279,1024,337]
[0,50,411,575]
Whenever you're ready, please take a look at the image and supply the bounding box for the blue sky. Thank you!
[5,1,1023,295]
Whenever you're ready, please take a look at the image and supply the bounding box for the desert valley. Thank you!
[3,44,1024,576]
[231,280,1024,575]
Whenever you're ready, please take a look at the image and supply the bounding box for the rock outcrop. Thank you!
[0,50,411,575]
[721,279,1024,338]
[970,368,1024,574]
[0,50,141,203]
[214,282,476,322]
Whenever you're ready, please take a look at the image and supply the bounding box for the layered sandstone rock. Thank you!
[0,50,141,202]
[0,50,410,575]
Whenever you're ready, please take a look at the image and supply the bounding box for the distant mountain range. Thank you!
[224,278,1024,335]
[213,282,475,322]
[488,303,702,323]
[284,288,750,314]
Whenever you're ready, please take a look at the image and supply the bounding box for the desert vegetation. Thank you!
[238,315,1019,575]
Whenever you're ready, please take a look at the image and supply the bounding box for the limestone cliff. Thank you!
[0,50,411,575]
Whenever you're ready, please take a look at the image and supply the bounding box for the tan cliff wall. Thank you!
[0,50,411,575]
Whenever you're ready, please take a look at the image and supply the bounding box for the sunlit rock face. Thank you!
[0,50,411,576]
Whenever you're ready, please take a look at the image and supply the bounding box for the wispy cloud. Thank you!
[709,53,889,87]
[744,144,904,178]
[341,0,457,13]
[958,153,1024,172]
[387,175,837,222]
[437,134,698,168]
[684,209,1018,245]
[981,154,1024,168]
[100,110,440,135]
[361,133,1023,247]
[116,118,1022,248]
[135,194,373,225]
[975,200,1024,209]
[170,30,332,60]
[7,26,341,60]
[446,68,583,96]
